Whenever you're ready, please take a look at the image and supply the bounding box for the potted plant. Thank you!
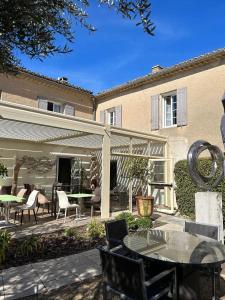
[124,157,154,217]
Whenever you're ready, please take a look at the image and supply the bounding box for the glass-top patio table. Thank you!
[0,195,23,227]
[124,230,225,300]
[67,193,93,219]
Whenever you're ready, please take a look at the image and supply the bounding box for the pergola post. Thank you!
[101,126,111,219]
[129,138,133,212]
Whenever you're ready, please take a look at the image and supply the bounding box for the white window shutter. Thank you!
[177,87,187,126]
[115,105,122,127]
[64,104,75,116]
[38,97,48,110]
[151,95,159,130]
[100,110,106,123]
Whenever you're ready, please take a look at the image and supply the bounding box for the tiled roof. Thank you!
[97,47,225,98]
[18,67,93,95]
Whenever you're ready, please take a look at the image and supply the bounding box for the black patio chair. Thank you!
[105,219,128,249]
[184,221,219,241]
[97,245,178,300]
[105,218,132,257]
[184,221,220,299]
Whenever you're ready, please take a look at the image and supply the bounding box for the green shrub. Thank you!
[87,219,105,238]
[0,230,11,265]
[174,159,225,221]
[115,212,136,230]
[64,227,80,238]
[18,235,42,257]
[134,217,153,230]
[115,212,153,230]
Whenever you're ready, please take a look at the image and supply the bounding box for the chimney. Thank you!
[58,77,68,83]
[152,65,163,74]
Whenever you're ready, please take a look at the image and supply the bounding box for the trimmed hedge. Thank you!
[174,159,225,222]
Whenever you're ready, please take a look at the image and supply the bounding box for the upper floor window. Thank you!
[47,101,61,113]
[38,97,75,116]
[108,109,116,126]
[151,87,187,131]
[163,94,177,127]
[100,105,122,127]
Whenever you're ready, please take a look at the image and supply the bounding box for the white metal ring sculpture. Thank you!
[187,140,224,190]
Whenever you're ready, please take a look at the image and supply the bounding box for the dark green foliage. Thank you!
[134,216,152,229]
[115,212,137,230]
[0,163,8,178]
[87,219,105,238]
[0,0,154,73]
[174,159,225,221]
[64,227,76,237]
[17,235,42,257]
[115,212,153,230]
[0,230,11,265]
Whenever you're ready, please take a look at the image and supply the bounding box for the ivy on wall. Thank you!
[174,159,225,222]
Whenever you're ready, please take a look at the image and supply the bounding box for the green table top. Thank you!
[67,193,93,198]
[0,195,23,202]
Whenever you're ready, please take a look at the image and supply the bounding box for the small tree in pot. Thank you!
[124,157,154,217]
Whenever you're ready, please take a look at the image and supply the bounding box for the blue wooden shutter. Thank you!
[115,105,122,127]
[38,97,48,110]
[151,95,159,130]
[100,110,105,123]
[64,104,75,116]
[177,87,187,126]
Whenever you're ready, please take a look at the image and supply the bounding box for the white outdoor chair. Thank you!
[17,188,27,198]
[56,191,80,223]
[9,188,27,212]
[14,190,39,225]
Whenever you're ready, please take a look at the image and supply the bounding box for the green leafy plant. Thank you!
[18,235,42,257]
[64,227,80,238]
[115,212,136,230]
[124,158,153,196]
[0,230,11,265]
[115,212,153,230]
[134,217,153,230]
[86,219,105,238]
[0,162,8,178]
[174,158,225,222]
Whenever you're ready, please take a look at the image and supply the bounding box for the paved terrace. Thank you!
[2,214,225,299]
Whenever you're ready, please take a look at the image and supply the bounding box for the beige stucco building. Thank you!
[1,47,225,214]
[96,48,225,163]
[0,69,94,120]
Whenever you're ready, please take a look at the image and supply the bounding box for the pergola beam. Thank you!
[39,132,92,143]
[111,151,170,160]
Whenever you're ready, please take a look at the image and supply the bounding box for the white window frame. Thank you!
[107,108,116,126]
[162,92,177,128]
[47,101,62,113]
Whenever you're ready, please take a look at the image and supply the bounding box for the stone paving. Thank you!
[0,249,101,300]
[3,212,225,299]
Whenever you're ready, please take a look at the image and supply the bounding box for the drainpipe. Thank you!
[92,96,97,121]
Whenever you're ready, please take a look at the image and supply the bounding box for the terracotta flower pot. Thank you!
[136,196,154,217]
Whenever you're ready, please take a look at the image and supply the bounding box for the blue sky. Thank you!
[19,0,225,94]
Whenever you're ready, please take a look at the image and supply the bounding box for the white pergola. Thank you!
[0,101,174,218]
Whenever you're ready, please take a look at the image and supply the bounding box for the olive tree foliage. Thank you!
[0,0,154,72]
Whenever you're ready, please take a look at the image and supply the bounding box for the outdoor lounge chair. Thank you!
[14,190,39,225]
[97,245,178,300]
[56,190,80,223]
